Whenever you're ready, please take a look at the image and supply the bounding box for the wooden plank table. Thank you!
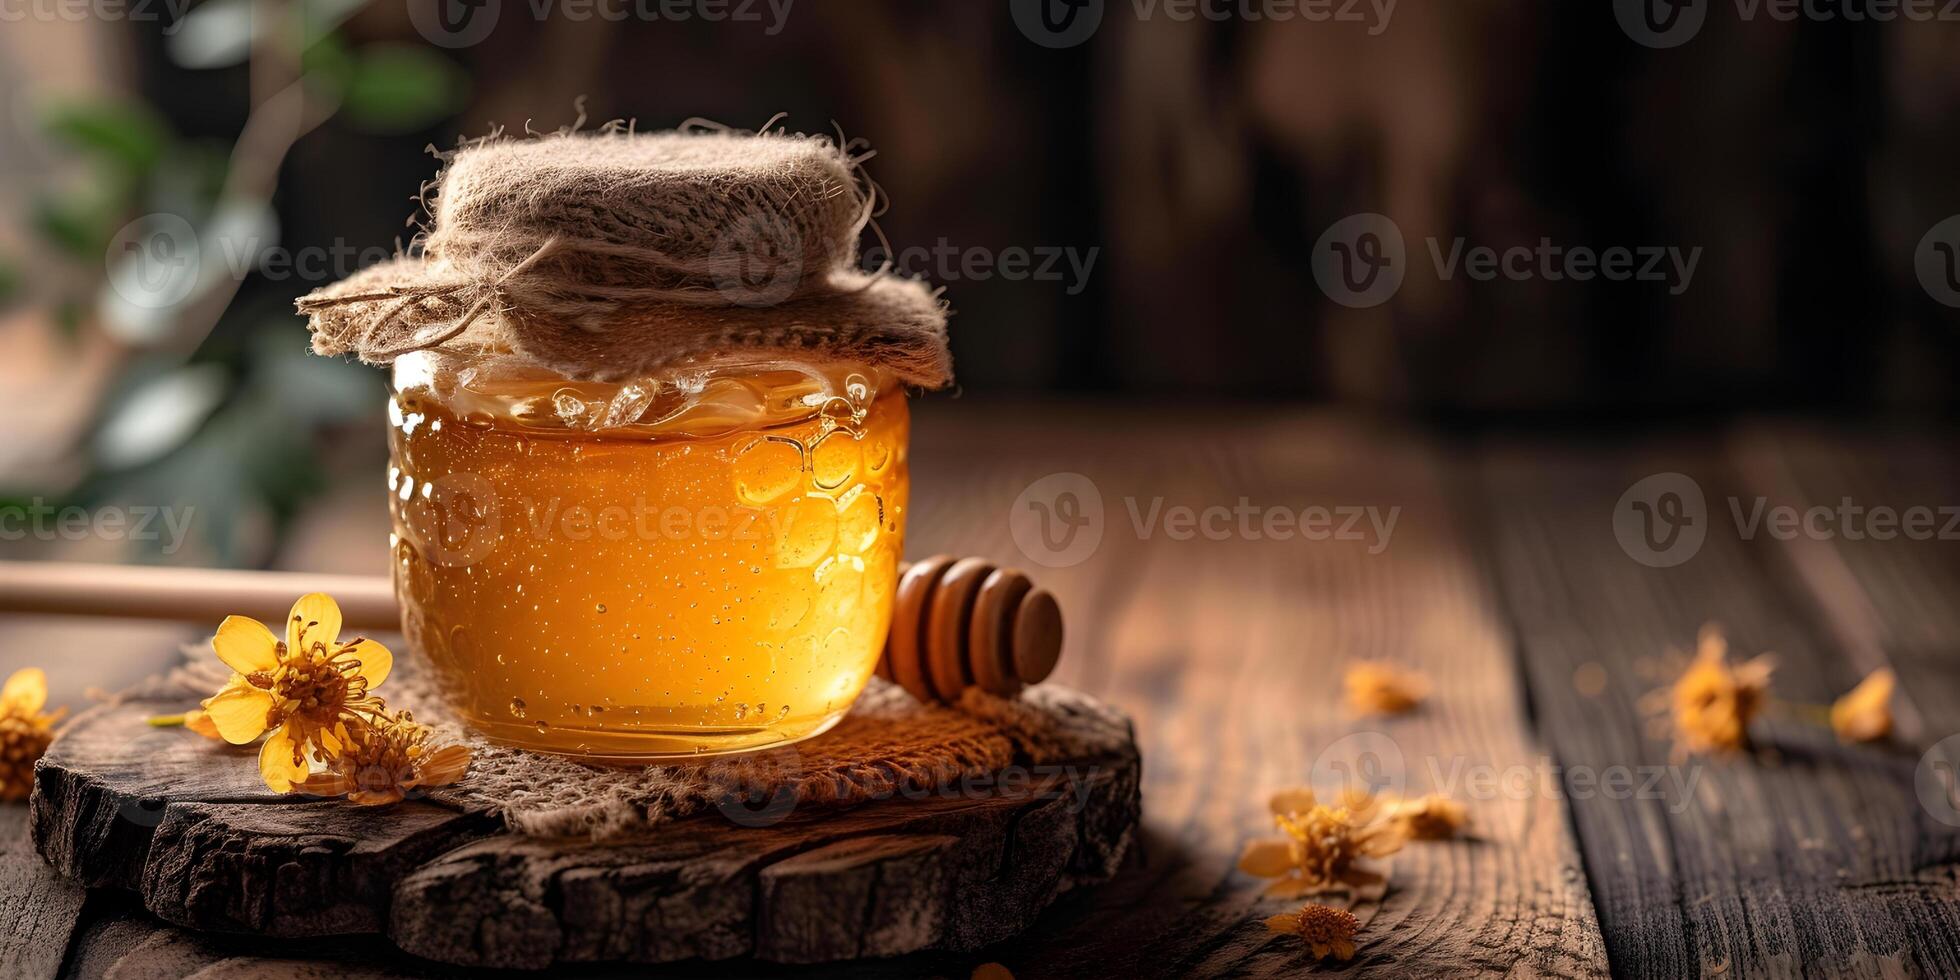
[2,407,1956,978]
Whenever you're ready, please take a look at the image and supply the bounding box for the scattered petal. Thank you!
[1831,668,1895,744]
[1344,661,1427,715]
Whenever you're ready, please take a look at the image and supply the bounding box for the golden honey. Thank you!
[386,350,908,759]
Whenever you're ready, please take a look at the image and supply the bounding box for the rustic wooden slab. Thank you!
[1474,437,1960,977]
[30,686,1139,970]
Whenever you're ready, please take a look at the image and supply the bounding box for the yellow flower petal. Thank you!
[213,616,279,674]
[348,788,406,806]
[1831,668,1895,743]
[1238,837,1297,878]
[416,745,472,787]
[1269,787,1317,816]
[184,709,222,740]
[296,771,354,797]
[0,668,48,715]
[286,593,343,654]
[339,636,393,690]
[203,682,275,745]
[259,725,309,793]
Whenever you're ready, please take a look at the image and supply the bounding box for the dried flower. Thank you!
[200,593,392,792]
[1831,668,1895,744]
[1344,661,1427,715]
[1382,793,1469,840]
[295,709,470,806]
[1264,903,1360,961]
[0,668,65,802]
[1644,625,1774,757]
[1238,787,1405,898]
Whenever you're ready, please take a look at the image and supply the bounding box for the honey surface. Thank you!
[387,353,908,758]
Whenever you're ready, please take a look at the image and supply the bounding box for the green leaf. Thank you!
[340,45,468,134]
[40,99,170,174]
[301,30,356,96]
[0,257,19,307]
[31,192,115,258]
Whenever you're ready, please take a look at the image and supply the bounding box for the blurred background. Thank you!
[0,1,1955,575]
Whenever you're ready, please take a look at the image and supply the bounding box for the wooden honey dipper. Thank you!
[0,558,1063,704]
[877,555,1064,704]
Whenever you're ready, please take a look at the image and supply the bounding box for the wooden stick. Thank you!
[0,561,400,631]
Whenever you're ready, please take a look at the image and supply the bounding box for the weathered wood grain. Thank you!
[1474,437,1960,978]
[899,409,1609,977]
[0,805,85,980]
[32,686,1139,969]
[386,759,1136,968]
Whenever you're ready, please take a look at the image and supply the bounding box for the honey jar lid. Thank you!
[297,123,952,389]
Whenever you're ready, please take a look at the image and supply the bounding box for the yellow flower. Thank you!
[1238,787,1405,898]
[199,593,392,792]
[0,668,66,802]
[1649,625,1774,757]
[1344,661,1427,715]
[295,710,470,806]
[1381,793,1469,840]
[1264,903,1359,961]
[1831,668,1894,744]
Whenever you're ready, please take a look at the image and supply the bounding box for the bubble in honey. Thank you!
[774,495,837,568]
[510,698,528,718]
[835,486,881,554]
[811,430,861,490]
[595,603,607,614]
[730,436,805,506]
[535,720,550,733]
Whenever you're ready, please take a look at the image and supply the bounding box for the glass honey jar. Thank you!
[386,349,909,759]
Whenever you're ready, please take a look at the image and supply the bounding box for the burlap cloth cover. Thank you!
[295,123,952,388]
[142,645,1128,838]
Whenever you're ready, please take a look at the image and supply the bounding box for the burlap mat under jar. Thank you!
[136,645,1129,838]
[295,121,952,389]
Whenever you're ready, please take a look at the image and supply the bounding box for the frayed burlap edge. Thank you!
[296,121,953,390]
